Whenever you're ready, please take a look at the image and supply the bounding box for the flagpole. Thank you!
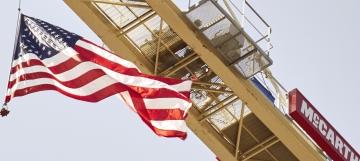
[1,0,22,117]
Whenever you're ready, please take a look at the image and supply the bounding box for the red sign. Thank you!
[289,89,359,161]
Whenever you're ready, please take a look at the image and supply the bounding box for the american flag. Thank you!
[5,14,192,139]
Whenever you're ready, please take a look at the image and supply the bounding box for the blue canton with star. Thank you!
[14,14,81,60]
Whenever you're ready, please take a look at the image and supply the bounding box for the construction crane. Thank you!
[64,0,328,160]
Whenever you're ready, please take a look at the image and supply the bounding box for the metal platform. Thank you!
[64,0,327,160]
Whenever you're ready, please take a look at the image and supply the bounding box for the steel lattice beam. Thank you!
[64,1,238,161]
[90,0,150,9]
[143,0,325,161]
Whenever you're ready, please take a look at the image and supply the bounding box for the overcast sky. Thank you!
[0,0,359,161]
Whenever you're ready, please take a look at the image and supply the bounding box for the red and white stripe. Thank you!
[6,38,192,139]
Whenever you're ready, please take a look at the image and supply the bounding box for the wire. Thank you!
[2,0,22,106]
[259,72,287,114]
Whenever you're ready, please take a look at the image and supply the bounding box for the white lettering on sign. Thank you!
[300,101,359,161]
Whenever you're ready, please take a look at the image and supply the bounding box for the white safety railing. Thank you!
[172,0,273,55]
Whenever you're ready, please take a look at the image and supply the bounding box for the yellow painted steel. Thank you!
[64,1,326,160]
[64,1,240,161]
[144,1,325,160]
